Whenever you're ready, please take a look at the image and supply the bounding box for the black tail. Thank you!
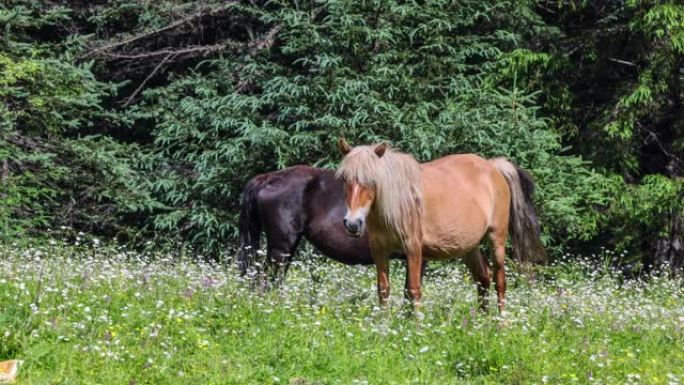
[491,158,547,263]
[511,164,547,263]
[237,179,262,275]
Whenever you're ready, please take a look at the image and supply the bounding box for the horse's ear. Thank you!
[338,137,352,155]
[374,142,388,158]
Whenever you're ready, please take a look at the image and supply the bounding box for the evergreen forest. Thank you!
[2,0,683,271]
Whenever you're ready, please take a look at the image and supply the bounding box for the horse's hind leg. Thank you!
[266,234,301,288]
[262,212,303,288]
[464,249,491,312]
[488,228,508,312]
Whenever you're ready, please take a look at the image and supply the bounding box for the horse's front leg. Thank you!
[405,247,423,310]
[374,255,391,308]
[404,259,426,301]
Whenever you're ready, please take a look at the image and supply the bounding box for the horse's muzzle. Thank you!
[343,218,363,237]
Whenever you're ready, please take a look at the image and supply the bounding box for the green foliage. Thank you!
[133,0,615,255]
[0,0,682,265]
[0,139,57,238]
[0,54,117,134]
[495,1,684,261]
[1,1,156,241]
[0,134,160,241]
[610,174,684,250]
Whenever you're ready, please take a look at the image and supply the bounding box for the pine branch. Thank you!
[248,24,282,55]
[101,43,232,61]
[122,53,175,108]
[78,2,238,61]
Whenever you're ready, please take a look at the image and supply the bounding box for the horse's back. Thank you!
[248,166,323,233]
[421,154,494,177]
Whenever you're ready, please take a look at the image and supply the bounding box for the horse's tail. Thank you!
[491,158,547,263]
[237,178,262,275]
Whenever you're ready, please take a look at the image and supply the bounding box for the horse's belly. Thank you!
[421,231,481,260]
[418,163,492,261]
[421,217,488,261]
[306,220,374,265]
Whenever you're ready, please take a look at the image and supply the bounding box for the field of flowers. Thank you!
[0,242,683,384]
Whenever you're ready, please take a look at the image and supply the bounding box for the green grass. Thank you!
[1,243,683,384]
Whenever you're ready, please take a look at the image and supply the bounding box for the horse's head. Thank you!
[337,138,387,237]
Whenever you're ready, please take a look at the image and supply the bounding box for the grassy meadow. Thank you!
[1,243,683,385]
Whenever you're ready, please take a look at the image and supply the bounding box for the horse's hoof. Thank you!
[498,315,512,328]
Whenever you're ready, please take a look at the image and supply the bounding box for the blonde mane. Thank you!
[336,144,423,242]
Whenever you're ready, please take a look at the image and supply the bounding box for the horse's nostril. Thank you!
[343,218,348,227]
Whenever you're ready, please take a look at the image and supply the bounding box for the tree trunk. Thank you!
[1,159,8,184]
[649,206,684,274]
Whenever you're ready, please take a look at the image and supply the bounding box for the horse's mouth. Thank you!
[347,229,362,238]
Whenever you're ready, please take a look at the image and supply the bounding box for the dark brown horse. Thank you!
[237,166,421,287]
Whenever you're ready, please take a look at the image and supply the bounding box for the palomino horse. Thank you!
[237,166,422,287]
[336,139,545,311]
